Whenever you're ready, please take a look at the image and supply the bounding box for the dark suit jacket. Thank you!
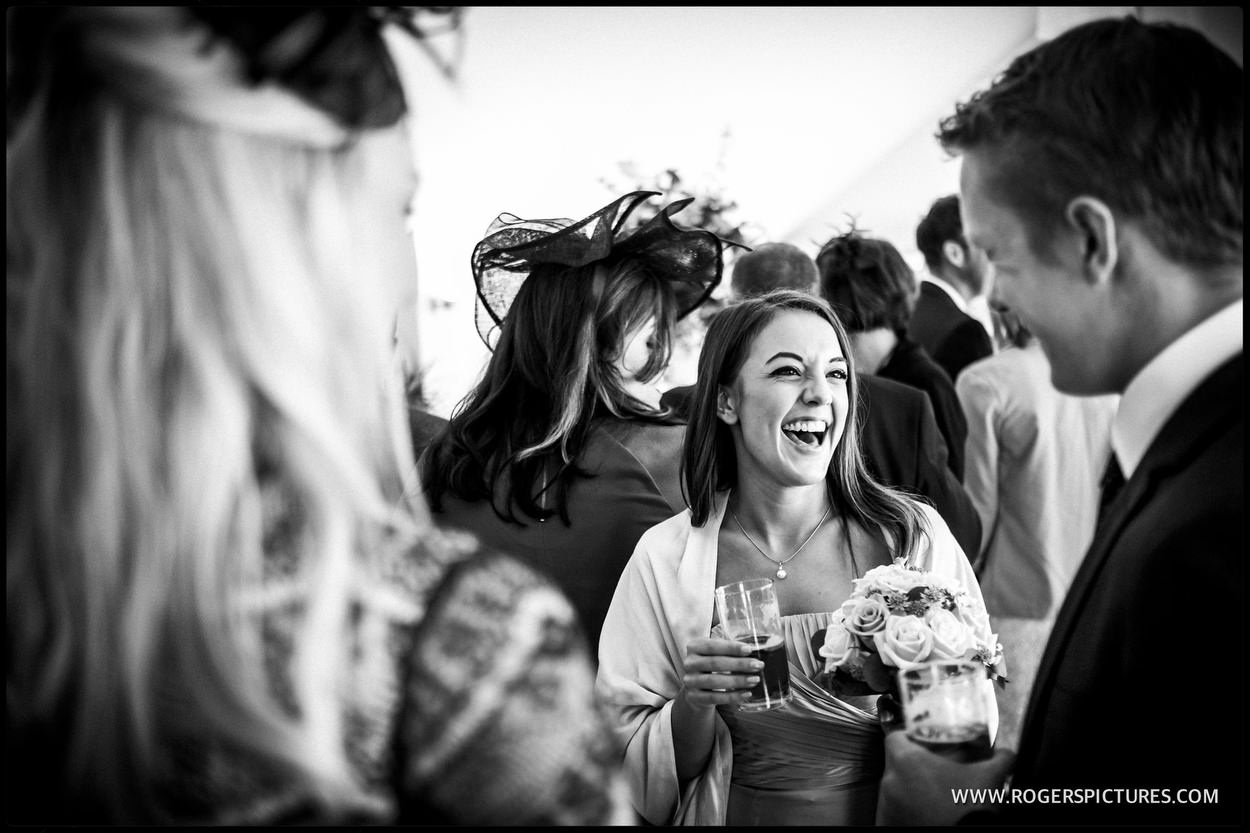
[878,336,968,481]
[1007,354,1243,825]
[659,375,982,559]
[908,281,993,383]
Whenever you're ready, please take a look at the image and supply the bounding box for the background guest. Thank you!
[911,194,995,382]
[817,228,969,479]
[878,16,1242,825]
[856,375,979,558]
[728,241,819,297]
[421,191,739,654]
[6,7,630,825]
[957,303,1118,749]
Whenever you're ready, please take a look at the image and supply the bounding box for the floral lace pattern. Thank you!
[9,480,626,825]
[396,543,626,824]
[263,520,625,825]
[200,504,626,824]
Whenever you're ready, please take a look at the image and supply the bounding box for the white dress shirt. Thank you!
[1113,298,1243,479]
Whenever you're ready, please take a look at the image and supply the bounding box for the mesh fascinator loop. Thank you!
[471,190,746,349]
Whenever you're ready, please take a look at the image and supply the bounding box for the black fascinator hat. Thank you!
[471,191,746,349]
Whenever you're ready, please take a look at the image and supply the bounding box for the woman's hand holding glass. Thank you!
[680,636,764,708]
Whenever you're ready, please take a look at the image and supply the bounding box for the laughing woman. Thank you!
[596,290,992,825]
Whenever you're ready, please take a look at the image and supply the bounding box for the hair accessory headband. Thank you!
[471,190,747,349]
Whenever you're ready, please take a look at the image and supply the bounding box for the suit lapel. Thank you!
[922,281,958,317]
[1019,353,1244,749]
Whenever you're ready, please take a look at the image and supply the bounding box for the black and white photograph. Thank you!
[7,5,1242,826]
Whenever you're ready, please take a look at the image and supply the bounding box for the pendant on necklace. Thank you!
[776,565,787,579]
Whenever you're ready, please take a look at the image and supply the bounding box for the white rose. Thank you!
[841,597,889,637]
[954,598,994,642]
[854,563,924,597]
[819,616,856,671]
[873,614,935,670]
[925,608,973,660]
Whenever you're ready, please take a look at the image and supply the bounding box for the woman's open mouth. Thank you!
[781,419,829,448]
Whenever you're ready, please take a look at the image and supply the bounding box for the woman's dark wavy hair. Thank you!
[682,290,929,563]
[422,257,678,525]
[937,16,1242,270]
[816,229,917,336]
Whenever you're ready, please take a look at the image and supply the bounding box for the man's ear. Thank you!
[1064,196,1118,286]
[942,240,967,271]
[716,386,739,425]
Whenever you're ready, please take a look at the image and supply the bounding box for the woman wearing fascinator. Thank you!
[595,290,994,825]
[421,191,742,654]
[7,7,630,825]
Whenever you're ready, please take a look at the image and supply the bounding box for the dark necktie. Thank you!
[1096,452,1126,528]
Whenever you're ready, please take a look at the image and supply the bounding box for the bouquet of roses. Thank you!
[811,562,1007,708]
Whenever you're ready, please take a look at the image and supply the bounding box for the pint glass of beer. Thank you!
[898,660,992,761]
[714,578,792,712]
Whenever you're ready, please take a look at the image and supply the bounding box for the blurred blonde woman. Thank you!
[6,7,628,825]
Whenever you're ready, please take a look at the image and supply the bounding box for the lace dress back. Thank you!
[7,515,628,825]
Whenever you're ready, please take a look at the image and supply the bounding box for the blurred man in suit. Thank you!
[663,241,982,558]
[877,17,1242,826]
[911,194,994,382]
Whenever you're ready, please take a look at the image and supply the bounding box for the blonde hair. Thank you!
[7,7,422,821]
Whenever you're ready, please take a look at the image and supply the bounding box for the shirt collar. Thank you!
[1113,297,1243,479]
[923,275,968,312]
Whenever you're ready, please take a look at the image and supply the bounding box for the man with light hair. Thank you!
[878,16,1241,826]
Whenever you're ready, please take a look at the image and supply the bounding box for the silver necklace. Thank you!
[729,505,832,580]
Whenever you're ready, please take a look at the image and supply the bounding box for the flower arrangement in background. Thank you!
[812,562,1008,700]
[599,138,764,388]
[602,163,760,253]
